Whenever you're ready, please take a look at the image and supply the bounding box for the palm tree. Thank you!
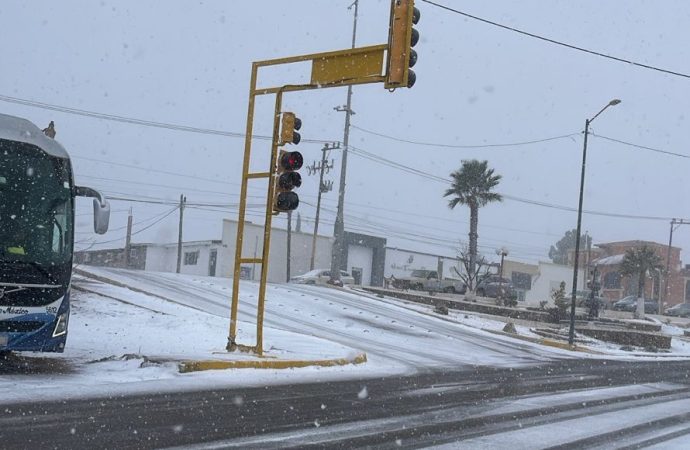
[444,160,502,289]
[620,245,663,318]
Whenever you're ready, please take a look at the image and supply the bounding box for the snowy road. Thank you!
[3,359,690,449]
[4,268,690,448]
[75,267,570,370]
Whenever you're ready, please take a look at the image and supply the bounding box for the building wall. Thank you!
[177,243,222,277]
[500,260,539,302]
[144,245,175,272]
[342,232,386,286]
[348,245,373,285]
[75,245,147,270]
[595,241,684,306]
[524,262,585,306]
[220,219,333,283]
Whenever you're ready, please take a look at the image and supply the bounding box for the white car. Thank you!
[290,269,356,286]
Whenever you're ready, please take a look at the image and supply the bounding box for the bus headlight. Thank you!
[52,313,68,337]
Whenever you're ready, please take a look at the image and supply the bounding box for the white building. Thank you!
[143,240,224,276]
[219,219,333,283]
[524,262,585,306]
[76,219,387,286]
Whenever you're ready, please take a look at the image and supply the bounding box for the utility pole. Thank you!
[585,231,591,271]
[124,208,133,268]
[330,0,359,284]
[309,142,337,270]
[568,99,621,346]
[663,219,688,313]
[176,194,186,274]
[286,210,292,282]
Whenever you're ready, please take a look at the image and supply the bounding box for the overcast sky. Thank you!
[2,0,690,265]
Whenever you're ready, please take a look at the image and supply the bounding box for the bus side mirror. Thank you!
[93,199,110,235]
[75,186,111,234]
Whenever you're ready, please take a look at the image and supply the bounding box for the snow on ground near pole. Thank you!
[73,267,580,367]
[0,281,388,405]
[11,265,675,404]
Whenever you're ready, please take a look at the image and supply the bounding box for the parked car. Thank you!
[575,290,609,310]
[665,303,690,318]
[290,269,355,286]
[612,296,658,313]
[476,276,516,299]
[391,270,466,294]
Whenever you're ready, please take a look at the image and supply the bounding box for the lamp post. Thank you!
[496,247,509,303]
[568,99,621,346]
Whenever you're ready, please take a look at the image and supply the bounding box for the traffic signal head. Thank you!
[273,150,303,213]
[385,0,420,89]
[280,112,302,145]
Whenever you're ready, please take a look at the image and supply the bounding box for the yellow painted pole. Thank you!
[227,63,259,351]
[255,89,284,355]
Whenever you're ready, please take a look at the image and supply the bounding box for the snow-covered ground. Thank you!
[2,266,688,404]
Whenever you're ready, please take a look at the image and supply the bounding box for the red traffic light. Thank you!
[278,151,303,171]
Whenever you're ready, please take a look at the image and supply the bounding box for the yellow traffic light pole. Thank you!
[228,1,418,355]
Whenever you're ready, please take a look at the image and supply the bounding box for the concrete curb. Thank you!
[483,329,603,354]
[178,353,367,373]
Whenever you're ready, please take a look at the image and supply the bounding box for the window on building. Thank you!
[603,271,622,289]
[511,271,532,290]
[184,251,199,265]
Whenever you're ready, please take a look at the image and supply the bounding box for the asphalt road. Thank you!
[3,358,690,449]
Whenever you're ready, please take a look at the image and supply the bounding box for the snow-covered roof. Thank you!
[594,254,625,266]
[0,113,69,159]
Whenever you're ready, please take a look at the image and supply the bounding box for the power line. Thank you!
[421,0,690,80]
[108,194,265,209]
[82,140,687,223]
[591,133,690,159]
[81,169,563,241]
[75,208,173,234]
[0,93,333,144]
[70,126,690,225]
[351,124,580,149]
[76,206,179,247]
[347,143,688,222]
[302,199,551,256]
[78,174,262,198]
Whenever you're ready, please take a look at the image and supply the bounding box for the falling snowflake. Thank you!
[358,386,368,399]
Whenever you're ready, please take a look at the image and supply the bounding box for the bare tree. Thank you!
[451,244,491,292]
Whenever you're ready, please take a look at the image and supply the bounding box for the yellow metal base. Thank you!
[178,353,367,373]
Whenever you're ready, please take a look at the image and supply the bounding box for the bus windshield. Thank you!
[0,139,73,273]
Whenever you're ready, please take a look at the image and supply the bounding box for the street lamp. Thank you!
[568,99,621,346]
[496,247,509,303]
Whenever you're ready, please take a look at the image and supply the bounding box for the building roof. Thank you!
[0,113,70,159]
[593,254,626,266]
[596,240,680,251]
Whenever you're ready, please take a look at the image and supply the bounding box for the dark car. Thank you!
[575,290,608,310]
[476,276,516,299]
[612,296,658,313]
[665,303,690,318]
